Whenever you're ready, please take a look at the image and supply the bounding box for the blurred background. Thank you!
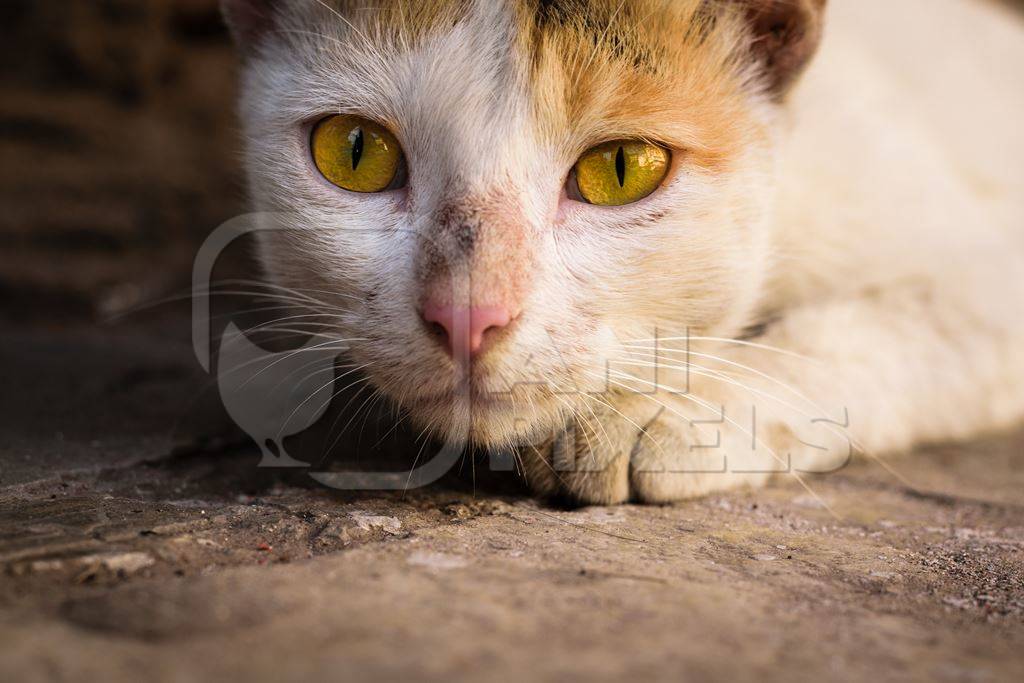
[0,0,253,489]
[1,0,240,325]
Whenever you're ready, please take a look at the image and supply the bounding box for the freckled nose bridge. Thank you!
[416,195,533,359]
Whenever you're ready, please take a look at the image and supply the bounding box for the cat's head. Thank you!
[221,0,826,448]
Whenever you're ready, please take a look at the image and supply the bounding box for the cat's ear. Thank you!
[220,0,278,54]
[739,0,827,97]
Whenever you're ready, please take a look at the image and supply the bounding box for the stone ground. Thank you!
[1,315,1023,683]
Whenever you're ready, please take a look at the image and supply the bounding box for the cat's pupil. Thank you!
[615,146,626,187]
[351,127,364,170]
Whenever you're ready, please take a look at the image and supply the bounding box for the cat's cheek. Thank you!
[554,188,576,224]
[303,165,410,214]
[555,195,672,236]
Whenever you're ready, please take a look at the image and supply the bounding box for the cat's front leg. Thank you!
[521,393,656,505]
[522,387,784,505]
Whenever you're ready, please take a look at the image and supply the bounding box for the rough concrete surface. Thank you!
[1,319,1023,683]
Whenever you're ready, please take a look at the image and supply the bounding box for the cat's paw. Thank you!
[520,406,638,506]
[521,396,769,506]
[626,413,769,503]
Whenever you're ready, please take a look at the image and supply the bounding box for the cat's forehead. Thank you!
[262,0,751,172]
[297,0,721,67]
[528,0,703,67]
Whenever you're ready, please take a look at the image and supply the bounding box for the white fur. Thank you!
[232,0,1024,504]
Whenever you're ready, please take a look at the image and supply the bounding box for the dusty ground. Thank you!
[1,317,1023,682]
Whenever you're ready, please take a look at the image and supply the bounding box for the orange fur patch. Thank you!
[518,1,763,174]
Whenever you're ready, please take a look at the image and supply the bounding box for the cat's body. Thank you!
[223,0,1024,504]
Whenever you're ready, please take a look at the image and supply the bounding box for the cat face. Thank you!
[224,0,824,448]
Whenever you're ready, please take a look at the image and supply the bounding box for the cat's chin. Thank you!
[397,389,563,451]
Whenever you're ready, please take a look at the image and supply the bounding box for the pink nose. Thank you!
[421,303,514,358]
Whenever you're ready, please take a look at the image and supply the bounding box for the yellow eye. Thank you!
[311,115,405,193]
[572,140,671,206]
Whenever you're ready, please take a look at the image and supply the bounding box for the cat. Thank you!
[220,0,1024,504]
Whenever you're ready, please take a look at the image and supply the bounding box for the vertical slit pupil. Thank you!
[351,128,364,170]
[615,146,626,187]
